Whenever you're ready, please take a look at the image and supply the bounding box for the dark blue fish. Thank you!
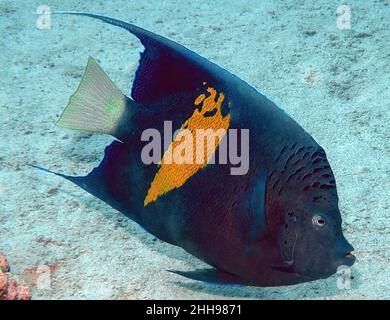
[32,13,355,286]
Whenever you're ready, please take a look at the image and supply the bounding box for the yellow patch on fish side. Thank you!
[144,87,231,206]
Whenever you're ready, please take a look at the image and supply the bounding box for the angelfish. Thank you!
[32,13,355,286]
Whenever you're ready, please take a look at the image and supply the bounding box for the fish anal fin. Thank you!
[30,140,135,219]
[28,164,102,198]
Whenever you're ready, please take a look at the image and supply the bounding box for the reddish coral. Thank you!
[0,252,31,300]
[0,252,9,273]
[0,273,7,296]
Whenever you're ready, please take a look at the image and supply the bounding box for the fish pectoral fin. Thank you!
[271,261,296,274]
[168,268,243,285]
[56,57,132,140]
[235,168,268,244]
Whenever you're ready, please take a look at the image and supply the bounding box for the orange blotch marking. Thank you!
[144,86,231,206]
[194,94,206,105]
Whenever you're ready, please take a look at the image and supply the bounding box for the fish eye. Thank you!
[312,215,326,227]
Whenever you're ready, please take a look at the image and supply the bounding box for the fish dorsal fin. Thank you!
[235,168,268,245]
[130,32,216,104]
[54,13,232,104]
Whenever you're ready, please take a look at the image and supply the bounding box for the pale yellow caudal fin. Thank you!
[56,57,127,137]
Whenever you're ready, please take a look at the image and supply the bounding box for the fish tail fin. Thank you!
[56,57,133,140]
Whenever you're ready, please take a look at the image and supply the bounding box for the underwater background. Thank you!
[0,0,389,299]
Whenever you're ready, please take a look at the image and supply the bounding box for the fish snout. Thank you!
[340,251,356,267]
[337,242,356,267]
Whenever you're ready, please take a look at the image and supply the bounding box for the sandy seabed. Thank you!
[0,0,389,299]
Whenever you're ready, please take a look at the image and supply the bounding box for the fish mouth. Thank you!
[273,250,356,280]
[339,251,356,267]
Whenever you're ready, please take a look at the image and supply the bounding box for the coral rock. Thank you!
[0,272,7,296]
[0,252,31,300]
[0,252,9,273]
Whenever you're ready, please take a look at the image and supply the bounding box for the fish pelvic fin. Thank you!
[168,269,244,286]
[271,261,296,274]
[56,57,132,140]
